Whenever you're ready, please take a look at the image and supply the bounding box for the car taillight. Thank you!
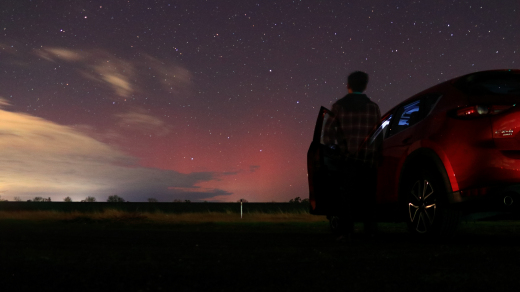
[455,104,514,118]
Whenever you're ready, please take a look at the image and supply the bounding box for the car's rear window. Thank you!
[454,71,520,95]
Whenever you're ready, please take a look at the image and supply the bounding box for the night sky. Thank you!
[0,1,518,202]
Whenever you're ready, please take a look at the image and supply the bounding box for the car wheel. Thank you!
[404,168,460,237]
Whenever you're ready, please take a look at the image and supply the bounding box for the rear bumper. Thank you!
[452,183,520,214]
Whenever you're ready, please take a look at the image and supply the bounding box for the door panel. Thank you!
[376,129,411,203]
[307,107,343,215]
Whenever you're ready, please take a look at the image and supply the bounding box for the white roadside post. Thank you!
[240,199,243,219]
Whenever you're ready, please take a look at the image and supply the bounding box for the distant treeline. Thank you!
[1,195,309,204]
[0,201,310,214]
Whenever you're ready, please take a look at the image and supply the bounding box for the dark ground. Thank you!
[2,218,520,292]
[0,201,310,214]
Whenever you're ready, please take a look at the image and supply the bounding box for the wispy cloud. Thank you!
[0,97,11,107]
[32,47,192,99]
[115,109,171,136]
[39,47,84,62]
[0,107,229,201]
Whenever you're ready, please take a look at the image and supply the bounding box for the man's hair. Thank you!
[347,71,369,92]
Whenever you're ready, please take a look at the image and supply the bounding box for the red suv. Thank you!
[308,69,520,236]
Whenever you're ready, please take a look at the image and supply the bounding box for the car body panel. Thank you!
[375,122,410,203]
[492,105,520,148]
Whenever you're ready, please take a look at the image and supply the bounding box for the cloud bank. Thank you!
[0,107,230,201]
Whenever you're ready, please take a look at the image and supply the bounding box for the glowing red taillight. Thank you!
[457,107,478,116]
[456,105,514,117]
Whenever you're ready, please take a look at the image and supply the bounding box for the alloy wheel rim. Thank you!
[408,179,436,233]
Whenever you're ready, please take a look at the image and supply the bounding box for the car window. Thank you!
[387,93,441,137]
[367,114,393,145]
[379,114,393,140]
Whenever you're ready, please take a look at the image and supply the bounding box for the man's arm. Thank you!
[354,102,382,161]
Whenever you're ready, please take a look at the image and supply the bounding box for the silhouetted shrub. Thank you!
[107,195,125,203]
[81,196,97,202]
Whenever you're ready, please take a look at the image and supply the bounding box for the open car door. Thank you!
[307,107,344,215]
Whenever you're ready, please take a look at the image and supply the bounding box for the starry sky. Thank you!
[0,0,518,202]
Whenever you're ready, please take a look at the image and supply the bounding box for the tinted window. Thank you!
[368,114,392,144]
[387,94,441,137]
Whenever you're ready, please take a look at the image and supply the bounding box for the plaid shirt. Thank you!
[323,93,382,167]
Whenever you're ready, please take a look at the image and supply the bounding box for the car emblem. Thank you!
[495,129,514,137]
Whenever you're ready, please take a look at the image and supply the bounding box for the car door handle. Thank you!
[402,136,413,144]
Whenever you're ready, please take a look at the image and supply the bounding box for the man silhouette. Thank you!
[323,71,382,239]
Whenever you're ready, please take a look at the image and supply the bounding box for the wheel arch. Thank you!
[398,148,454,204]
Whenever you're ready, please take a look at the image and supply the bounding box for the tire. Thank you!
[403,167,461,237]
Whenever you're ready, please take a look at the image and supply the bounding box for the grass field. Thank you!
[0,201,311,214]
[2,210,520,291]
[0,209,326,223]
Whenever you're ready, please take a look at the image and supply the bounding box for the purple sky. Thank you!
[0,0,518,202]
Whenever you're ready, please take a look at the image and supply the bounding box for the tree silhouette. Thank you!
[289,197,302,203]
[64,197,72,202]
[107,195,125,202]
[82,196,96,202]
[288,197,309,204]
[32,197,51,202]
[147,198,158,203]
